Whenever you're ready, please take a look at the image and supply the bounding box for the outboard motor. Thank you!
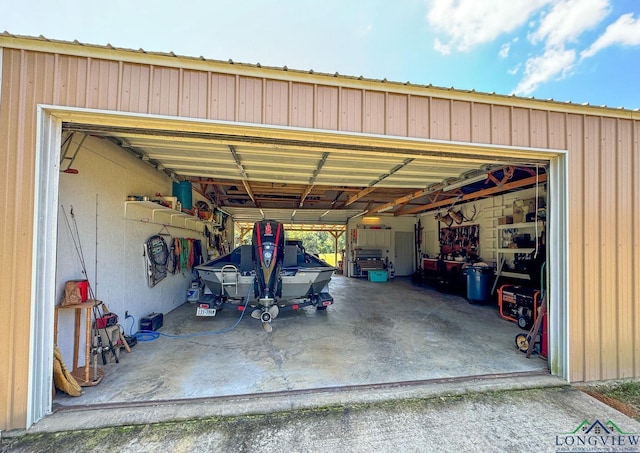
[251,220,284,331]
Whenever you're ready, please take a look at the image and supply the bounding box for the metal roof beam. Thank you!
[228,145,248,179]
[397,174,548,215]
[299,152,330,207]
[345,187,376,206]
[242,180,258,206]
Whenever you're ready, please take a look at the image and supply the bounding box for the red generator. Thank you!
[498,285,541,330]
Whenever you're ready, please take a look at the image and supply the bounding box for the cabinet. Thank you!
[491,222,545,293]
[355,228,391,247]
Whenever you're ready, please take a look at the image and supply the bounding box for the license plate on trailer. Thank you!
[196,307,217,317]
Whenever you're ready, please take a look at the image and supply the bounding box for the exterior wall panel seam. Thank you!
[287,81,292,127]
[313,84,317,129]
[206,72,211,119]
[147,64,153,114]
[234,74,239,122]
[116,60,123,112]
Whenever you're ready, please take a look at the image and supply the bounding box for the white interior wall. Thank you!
[419,186,548,265]
[346,214,417,277]
[55,135,206,366]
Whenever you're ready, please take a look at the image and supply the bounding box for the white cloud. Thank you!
[581,13,640,58]
[513,47,575,95]
[528,0,610,48]
[433,38,451,55]
[425,0,640,97]
[514,0,610,96]
[426,0,552,53]
[499,42,511,58]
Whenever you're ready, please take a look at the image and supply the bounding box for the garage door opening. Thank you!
[31,107,568,419]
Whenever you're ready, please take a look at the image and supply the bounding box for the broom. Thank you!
[53,346,82,397]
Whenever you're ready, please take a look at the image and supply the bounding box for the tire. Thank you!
[518,316,532,330]
[515,334,529,352]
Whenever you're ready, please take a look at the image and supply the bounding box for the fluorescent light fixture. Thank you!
[320,210,330,218]
[377,205,395,213]
[349,210,368,220]
[259,209,265,218]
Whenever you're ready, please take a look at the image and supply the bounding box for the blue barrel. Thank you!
[172,181,192,210]
[464,266,493,303]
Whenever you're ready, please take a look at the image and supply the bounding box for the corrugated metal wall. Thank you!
[1,38,639,429]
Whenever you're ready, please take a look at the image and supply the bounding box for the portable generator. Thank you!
[498,285,541,330]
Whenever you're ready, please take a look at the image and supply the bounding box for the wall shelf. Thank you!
[497,221,544,230]
[491,221,544,294]
[495,247,536,254]
[500,271,531,280]
[124,201,207,234]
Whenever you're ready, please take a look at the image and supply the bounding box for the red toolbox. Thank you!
[498,285,541,330]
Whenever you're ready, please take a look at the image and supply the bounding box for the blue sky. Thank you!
[2,0,639,109]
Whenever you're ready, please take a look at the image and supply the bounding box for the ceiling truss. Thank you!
[65,125,549,226]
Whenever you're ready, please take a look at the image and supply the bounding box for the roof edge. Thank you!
[1,32,639,119]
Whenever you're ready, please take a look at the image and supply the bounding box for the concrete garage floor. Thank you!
[54,275,548,408]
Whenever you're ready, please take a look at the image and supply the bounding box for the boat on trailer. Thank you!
[194,220,334,331]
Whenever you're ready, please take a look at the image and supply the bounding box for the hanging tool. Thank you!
[59,131,87,173]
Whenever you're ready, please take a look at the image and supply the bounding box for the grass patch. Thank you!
[580,381,640,421]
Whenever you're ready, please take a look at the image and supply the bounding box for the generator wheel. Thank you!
[515,333,529,352]
[518,316,532,330]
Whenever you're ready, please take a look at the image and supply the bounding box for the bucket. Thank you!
[172,181,192,210]
[463,266,493,303]
[76,280,89,302]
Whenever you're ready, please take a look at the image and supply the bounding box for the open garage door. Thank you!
[34,108,567,416]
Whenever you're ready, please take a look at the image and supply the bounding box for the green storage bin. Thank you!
[368,270,388,282]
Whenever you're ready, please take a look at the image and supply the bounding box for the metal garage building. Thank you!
[1,33,638,430]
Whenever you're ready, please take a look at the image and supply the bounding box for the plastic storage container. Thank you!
[76,280,89,302]
[368,270,388,282]
[464,266,493,303]
[172,181,193,210]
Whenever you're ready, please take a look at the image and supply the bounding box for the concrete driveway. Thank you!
[4,374,640,453]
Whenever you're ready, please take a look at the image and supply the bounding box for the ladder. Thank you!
[220,265,239,295]
[60,132,87,172]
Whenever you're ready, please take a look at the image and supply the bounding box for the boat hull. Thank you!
[194,244,334,305]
